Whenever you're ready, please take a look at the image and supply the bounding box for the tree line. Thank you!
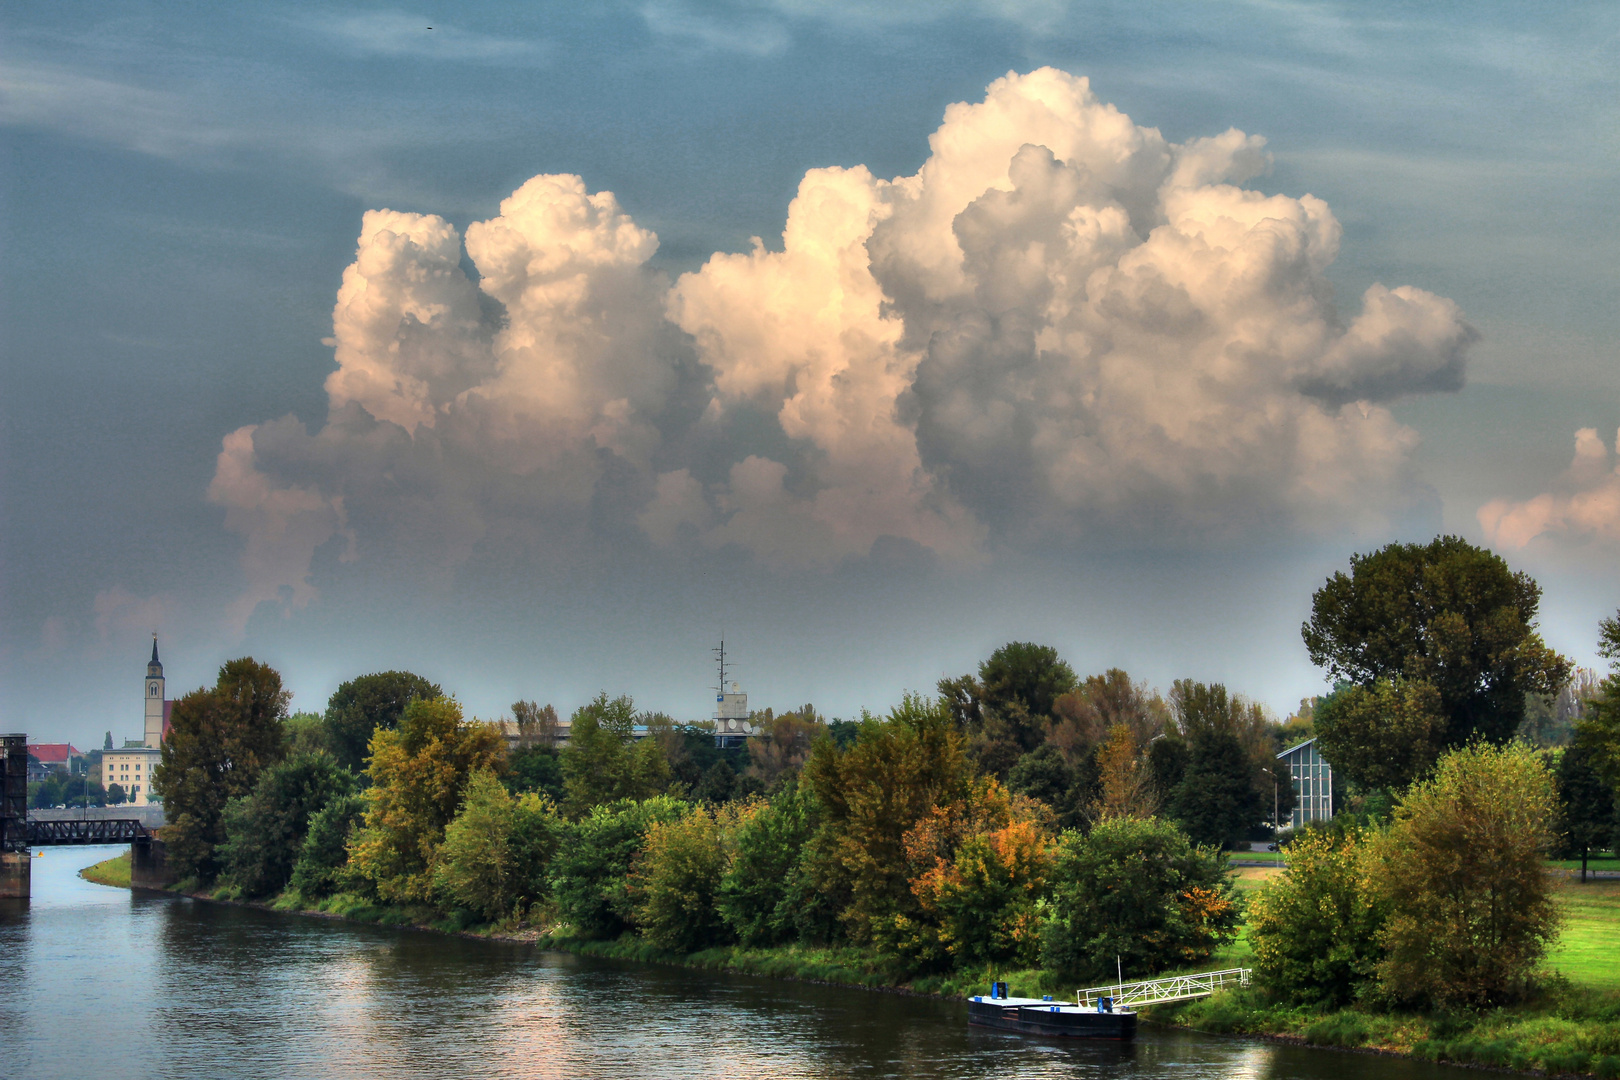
[145,534,1620,1003]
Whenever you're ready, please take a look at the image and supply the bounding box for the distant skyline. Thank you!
[3,2,1616,747]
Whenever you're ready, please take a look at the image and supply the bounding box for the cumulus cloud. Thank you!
[210,67,1474,624]
[1480,429,1620,548]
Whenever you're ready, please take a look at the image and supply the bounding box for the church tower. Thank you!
[144,636,166,749]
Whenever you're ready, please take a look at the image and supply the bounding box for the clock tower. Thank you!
[144,636,166,749]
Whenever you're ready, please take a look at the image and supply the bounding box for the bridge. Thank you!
[2,733,176,898]
[1075,968,1251,1010]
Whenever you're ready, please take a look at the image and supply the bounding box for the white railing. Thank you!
[1075,968,1250,1009]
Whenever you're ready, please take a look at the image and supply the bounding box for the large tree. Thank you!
[1303,536,1570,789]
[559,693,672,815]
[940,642,1077,776]
[324,671,442,774]
[1557,740,1618,883]
[1578,610,1620,790]
[346,696,506,902]
[155,658,291,880]
[218,750,355,898]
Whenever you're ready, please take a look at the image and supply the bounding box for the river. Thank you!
[3,845,1477,1079]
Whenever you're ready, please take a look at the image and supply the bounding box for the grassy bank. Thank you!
[80,852,131,888]
[1155,877,1620,1077]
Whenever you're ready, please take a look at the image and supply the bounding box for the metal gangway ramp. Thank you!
[1076,968,1251,1009]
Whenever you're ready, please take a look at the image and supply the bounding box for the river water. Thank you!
[3,846,1476,1080]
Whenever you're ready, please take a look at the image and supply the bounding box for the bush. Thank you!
[433,769,518,922]
[550,795,689,938]
[1039,815,1238,984]
[1248,827,1385,1006]
[920,819,1051,971]
[218,751,356,898]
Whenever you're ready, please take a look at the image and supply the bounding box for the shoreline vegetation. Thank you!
[91,541,1620,1080]
[80,852,1620,1077]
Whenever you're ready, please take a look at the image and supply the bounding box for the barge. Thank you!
[966,982,1136,1040]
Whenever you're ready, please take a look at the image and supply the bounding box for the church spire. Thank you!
[148,634,163,677]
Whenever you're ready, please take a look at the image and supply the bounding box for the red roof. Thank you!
[29,743,83,764]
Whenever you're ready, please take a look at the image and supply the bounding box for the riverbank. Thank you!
[78,852,1620,1077]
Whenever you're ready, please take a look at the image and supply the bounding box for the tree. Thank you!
[1040,816,1238,983]
[550,795,690,938]
[346,696,506,903]
[434,768,518,921]
[1313,678,1446,792]
[289,793,366,898]
[801,695,975,945]
[103,731,113,751]
[155,658,290,880]
[1164,682,1268,847]
[1302,536,1570,788]
[282,712,335,757]
[717,784,818,946]
[506,745,565,804]
[1555,741,1616,883]
[1247,827,1386,1006]
[746,706,825,789]
[560,693,671,815]
[1008,744,1089,828]
[912,817,1052,972]
[632,803,738,952]
[1092,724,1156,821]
[1367,741,1562,1007]
[106,782,127,805]
[1578,611,1620,789]
[324,671,442,775]
[218,750,356,898]
[510,700,560,749]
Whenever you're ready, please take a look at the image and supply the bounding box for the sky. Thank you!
[3,1,1617,748]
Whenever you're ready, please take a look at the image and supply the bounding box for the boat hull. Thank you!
[967,999,1137,1040]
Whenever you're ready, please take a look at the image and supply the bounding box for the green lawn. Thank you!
[1227,850,1286,862]
[1548,879,1620,990]
[81,852,131,888]
[1548,857,1620,874]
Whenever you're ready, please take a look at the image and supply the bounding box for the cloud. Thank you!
[92,587,175,642]
[1479,429,1620,548]
[210,67,1473,621]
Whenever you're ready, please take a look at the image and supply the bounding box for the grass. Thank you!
[1549,880,1620,991]
[1550,857,1620,874]
[80,852,131,888]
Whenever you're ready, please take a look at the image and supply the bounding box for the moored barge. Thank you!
[966,983,1136,1040]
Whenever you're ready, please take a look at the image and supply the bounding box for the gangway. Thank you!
[1075,968,1250,1009]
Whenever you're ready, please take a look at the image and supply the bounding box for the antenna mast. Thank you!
[713,639,728,698]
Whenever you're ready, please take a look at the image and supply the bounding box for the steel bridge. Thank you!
[21,818,152,846]
[1075,968,1251,1009]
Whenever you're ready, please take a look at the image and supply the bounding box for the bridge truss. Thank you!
[1076,968,1251,1009]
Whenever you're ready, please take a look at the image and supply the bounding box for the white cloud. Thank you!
[211,67,1473,616]
[1479,429,1620,548]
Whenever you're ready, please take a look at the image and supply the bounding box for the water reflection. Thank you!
[4,847,1476,1079]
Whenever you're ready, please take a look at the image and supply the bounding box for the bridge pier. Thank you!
[131,837,176,890]
[0,850,28,899]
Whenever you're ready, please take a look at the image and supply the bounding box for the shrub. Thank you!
[433,769,518,922]
[1248,827,1385,1006]
[1039,815,1238,984]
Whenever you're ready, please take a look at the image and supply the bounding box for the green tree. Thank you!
[155,658,290,880]
[1164,682,1267,847]
[1007,744,1088,829]
[289,792,366,898]
[915,818,1052,971]
[1040,816,1238,984]
[1555,741,1616,883]
[1302,536,1570,788]
[802,695,975,945]
[560,693,672,815]
[506,745,565,804]
[550,795,689,938]
[106,782,128,806]
[1313,678,1446,792]
[717,784,819,946]
[1578,611,1620,789]
[346,696,506,903]
[1247,827,1386,1006]
[1368,741,1562,1007]
[218,750,356,898]
[433,768,518,921]
[324,671,442,774]
[633,803,737,952]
